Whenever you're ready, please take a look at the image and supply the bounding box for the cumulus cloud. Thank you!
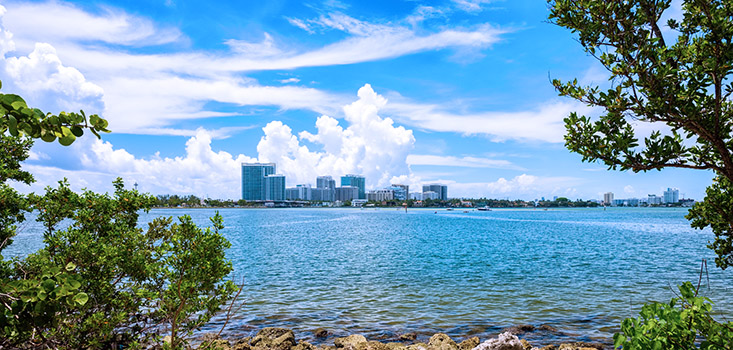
[406,154,524,170]
[446,174,583,199]
[260,84,416,189]
[17,84,419,198]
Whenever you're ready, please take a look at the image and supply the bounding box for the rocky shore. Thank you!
[197,327,607,350]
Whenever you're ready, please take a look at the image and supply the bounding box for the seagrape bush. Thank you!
[548,0,733,348]
[0,82,237,349]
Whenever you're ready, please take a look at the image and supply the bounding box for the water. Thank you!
[6,207,733,347]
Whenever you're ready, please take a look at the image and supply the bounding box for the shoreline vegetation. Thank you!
[196,327,608,350]
[153,194,693,209]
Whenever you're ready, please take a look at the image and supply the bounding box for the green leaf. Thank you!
[7,115,17,136]
[65,262,77,271]
[73,292,89,306]
[40,131,56,143]
[58,133,76,146]
[71,126,83,137]
[67,279,81,290]
[90,114,100,126]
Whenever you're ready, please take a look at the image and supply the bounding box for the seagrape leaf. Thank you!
[73,292,89,306]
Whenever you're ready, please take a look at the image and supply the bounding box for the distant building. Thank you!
[286,184,312,201]
[391,184,409,201]
[648,194,662,205]
[664,188,680,204]
[336,186,359,202]
[410,192,422,200]
[614,198,639,207]
[351,199,368,207]
[422,184,448,201]
[603,192,614,206]
[316,176,336,201]
[341,174,366,199]
[367,189,394,202]
[264,174,285,201]
[242,163,276,200]
[422,191,440,200]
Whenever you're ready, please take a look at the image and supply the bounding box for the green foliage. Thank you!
[0,80,237,348]
[614,282,733,349]
[687,176,733,269]
[548,0,733,267]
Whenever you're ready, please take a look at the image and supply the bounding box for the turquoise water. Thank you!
[7,207,733,346]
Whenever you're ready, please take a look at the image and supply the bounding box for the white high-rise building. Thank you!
[663,188,680,204]
[603,192,614,206]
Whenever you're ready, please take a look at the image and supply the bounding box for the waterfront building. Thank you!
[316,176,336,202]
[410,192,422,200]
[603,192,614,206]
[663,188,680,204]
[422,184,448,200]
[336,186,359,202]
[264,174,285,201]
[422,191,440,200]
[242,163,276,200]
[286,184,312,201]
[614,198,640,207]
[647,194,662,205]
[341,174,366,199]
[367,189,394,202]
[351,199,368,207]
[390,184,409,201]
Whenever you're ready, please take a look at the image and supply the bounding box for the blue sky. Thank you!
[1,0,713,200]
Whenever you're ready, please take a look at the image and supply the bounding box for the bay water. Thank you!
[7,207,733,346]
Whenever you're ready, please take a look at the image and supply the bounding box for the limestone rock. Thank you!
[557,343,604,350]
[458,337,479,350]
[232,338,252,350]
[251,328,296,350]
[428,333,457,350]
[504,325,535,335]
[334,335,368,349]
[356,341,391,350]
[315,328,330,338]
[399,333,417,341]
[386,342,407,350]
[471,332,523,350]
[519,340,532,350]
[406,343,428,350]
[537,325,557,333]
[294,341,317,350]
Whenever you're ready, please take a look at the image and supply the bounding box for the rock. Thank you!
[205,339,232,350]
[334,335,368,349]
[471,332,523,350]
[458,337,479,350]
[519,340,532,350]
[537,325,557,333]
[504,325,535,335]
[557,343,604,350]
[406,343,428,350]
[356,341,391,350]
[399,333,417,341]
[386,342,407,350]
[232,338,252,350]
[539,346,556,350]
[294,341,317,350]
[427,333,458,350]
[250,328,296,350]
[315,328,330,338]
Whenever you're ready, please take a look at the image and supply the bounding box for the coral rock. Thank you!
[334,335,368,349]
[471,332,523,350]
[428,333,458,350]
[458,337,480,350]
[251,328,296,350]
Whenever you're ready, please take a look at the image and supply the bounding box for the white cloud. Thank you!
[624,185,635,194]
[4,43,104,111]
[406,154,524,170]
[386,99,596,143]
[262,84,415,188]
[279,77,300,84]
[286,17,314,33]
[452,0,494,12]
[447,174,583,199]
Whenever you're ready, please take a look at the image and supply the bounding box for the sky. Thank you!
[0,0,714,200]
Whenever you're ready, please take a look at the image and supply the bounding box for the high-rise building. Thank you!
[316,176,336,201]
[367,189,394,202]
[663,188,680,204]
[391,184,409,201]
[242,163,276,200]
[336,186,359,202]
[264,174,285,201]
[648,194,662,205]
[603,192,614,206]
[341,174,366,199]
[422,184,448,201]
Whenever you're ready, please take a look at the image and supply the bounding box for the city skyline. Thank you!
[0,0,712,201]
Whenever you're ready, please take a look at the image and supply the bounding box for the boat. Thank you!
[477,206,491,211]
